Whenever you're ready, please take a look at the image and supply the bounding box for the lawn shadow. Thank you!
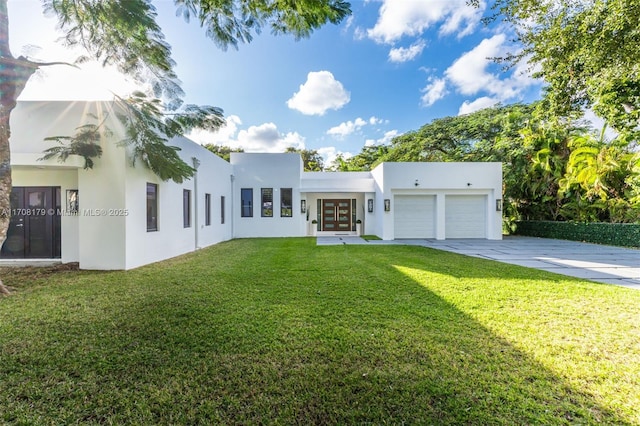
[0,240,635,424]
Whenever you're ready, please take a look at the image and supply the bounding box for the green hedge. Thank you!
[514,221,640,248]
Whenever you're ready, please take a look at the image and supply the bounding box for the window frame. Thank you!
[146,183,158,232]
[183,189,192,228]
[241,188,253,217]
[221,195,225,224]
[280,188,292,217]
[261,188,273,217]
[205,193,211,226]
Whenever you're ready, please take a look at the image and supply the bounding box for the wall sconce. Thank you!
[384,199,391,212]
[301,200,306,213]
[367,199,374,213]
[414,179,419,187]
[496,199,502,211]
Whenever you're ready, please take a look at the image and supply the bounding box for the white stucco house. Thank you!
[2,101,503,270]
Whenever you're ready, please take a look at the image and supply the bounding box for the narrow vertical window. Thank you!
[221,196,225,224]
[241,188,253,217]
[205,193,211,226]
[183,189,191,228]
[146,183,158,232]
[280,188,292,217]
[261,188,273,217]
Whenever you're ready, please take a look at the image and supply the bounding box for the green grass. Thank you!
[360,234,382,240]
[1,238,639,424]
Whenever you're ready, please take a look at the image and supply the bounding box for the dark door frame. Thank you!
[0,186,61,259]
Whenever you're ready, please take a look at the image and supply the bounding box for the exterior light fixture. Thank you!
[414,179,419,187]
[496,199,502,211]
[368,199,374,213]
[301,200,306,213]
[384,199,391,212]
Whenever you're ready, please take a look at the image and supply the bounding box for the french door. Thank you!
[321,199,351,232]
[0,187,61,259]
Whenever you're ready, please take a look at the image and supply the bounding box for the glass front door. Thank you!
[322,199,351,232]
[1,187,61,259]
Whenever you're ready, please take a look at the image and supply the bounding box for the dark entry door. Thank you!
[322,199,351,232]
[1,187,61,259]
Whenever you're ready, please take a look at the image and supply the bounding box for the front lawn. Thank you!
[1,238,639,424]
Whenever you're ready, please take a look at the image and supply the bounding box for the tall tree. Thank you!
[482,0,640,136]
[284,147,324,171]
[0,0,351,293]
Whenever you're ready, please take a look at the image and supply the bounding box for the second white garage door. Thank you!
[394,195,436,238]
[445,195,487,238]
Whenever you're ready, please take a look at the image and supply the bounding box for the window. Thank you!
[146,183,158,232]
[183,189,191,228]
[205,193,211,226]
[261,188,273,217]
[241,188,253,217]
[280,188,292,217]
[221,196,225,224]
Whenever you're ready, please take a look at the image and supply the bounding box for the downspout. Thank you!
[192,157,200,249]
[230,174,235,238]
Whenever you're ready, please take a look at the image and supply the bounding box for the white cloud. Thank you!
[367,0,484,44]
[287,71,350,115]
[187,115,242,145]
[444,34,540,104]
[234,123,305,152]
[458,97,499,115]
[327,117,367,138]
[369,116,384,125]
[388,39,426,63]
[421,77,448,107]
[191,119,305,152]
[439,2,485,38]
[317,146,352,166]
[445,34,508,96]
[365,130,400,146]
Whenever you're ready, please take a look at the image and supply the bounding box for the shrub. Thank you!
[514,221,640,247]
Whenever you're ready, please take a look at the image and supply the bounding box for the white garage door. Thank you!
[394,195,436,238]
[445,195,487,238]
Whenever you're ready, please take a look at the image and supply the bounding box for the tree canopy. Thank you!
[0,0,351,293]
[337,103,640,227]
[482,0,640,137]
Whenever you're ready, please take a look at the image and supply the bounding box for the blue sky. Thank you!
[9,0,544,164]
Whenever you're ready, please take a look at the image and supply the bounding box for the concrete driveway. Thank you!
[317,235,640,289]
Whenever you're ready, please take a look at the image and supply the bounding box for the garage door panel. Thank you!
[445,195,486,238]
[395,195,435,238]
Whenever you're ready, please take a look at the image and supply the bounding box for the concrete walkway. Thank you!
[317,235,640,289]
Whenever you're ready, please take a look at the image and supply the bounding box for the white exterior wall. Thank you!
[301,171,375,235]
[10,101,129,269]
[8,101,503,270]
[10,168,80,263]
[371,162,503,240]
[123,137,233,269]
[230,153,304,238]
[9,101,234,270]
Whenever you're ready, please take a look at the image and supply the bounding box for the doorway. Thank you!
[321,199,352,232]
[1,187,61,259]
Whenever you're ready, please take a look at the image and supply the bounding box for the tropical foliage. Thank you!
[335,103,640,228]
[481,0,640,138]
[203,144,244,162]
[0,0,351,292]
[285,147,325,171]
